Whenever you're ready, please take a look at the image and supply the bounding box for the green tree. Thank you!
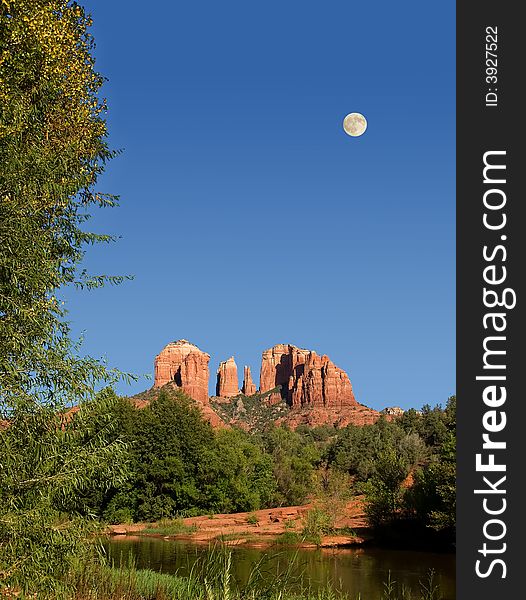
[133,391,216,521]
[417,404,450,449]
[406,397,456,533]
[0,0,127,410]
[363,448,410,528]
[99,390,218,522]
[99,392,278,521]
[0,390,128,596]
[262,425,320,506]
[326,418,426,484]
[0,1,130,595]
[198,428,276,513]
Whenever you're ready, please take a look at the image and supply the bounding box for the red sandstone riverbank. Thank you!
[107,498,371,548]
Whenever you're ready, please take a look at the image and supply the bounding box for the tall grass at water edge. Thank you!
[69,546,445,600]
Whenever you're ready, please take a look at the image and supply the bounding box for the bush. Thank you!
[302,507,334,543]
[363,449,410,528]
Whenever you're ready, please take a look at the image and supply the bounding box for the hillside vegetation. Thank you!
[70,386,456,542]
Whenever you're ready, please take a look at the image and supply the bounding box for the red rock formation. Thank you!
[242,366,256,396]
[216,357,239,397]
[154,340,210,403]
[259,344,358,408]
[148,340,381,430]
[259,344,294,404]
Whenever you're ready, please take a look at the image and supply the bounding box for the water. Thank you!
[105,536,456,599]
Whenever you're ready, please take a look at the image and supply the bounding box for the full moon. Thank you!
[343,112,367,137]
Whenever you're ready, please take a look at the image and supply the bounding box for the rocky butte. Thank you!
[154,340,210,404]
[151,340,380,428]
[216,357,239,397]
[259,343,357,408]
[242,366,256,396]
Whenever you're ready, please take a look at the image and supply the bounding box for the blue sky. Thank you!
[65,0,456,411]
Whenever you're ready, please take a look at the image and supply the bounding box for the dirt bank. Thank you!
[107,497,371,548]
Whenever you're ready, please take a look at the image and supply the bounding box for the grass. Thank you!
[71,548,348,600]
[375,570,443,600]
[141,518,197,536]
[273,531,302,545]
[5,547,446,600]
[69,553,445,600]
[302,508,334,537]
[72,562,201,600]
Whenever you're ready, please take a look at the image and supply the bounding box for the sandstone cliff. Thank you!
[154,340,210,403]
[259,344,357,409]
[151,339,380,430]
[242,366,256,396]
[216,357,239,397]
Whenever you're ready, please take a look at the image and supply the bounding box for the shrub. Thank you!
[302,507,334,543]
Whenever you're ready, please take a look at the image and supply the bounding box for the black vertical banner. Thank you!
[457,1,525,598]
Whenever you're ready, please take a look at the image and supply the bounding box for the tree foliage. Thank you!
[81,393,456,537]
[261,424,321,506]
[406,397,456,532]
[93,391,278,522]
[362,448,410,528]
[0,1,130,595]
[0,391,128,595]
[0,0,126,411]
[326,416,428,482]
[324,396,456,538]
[72,389,327,522]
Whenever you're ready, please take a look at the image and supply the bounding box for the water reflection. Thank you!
[105,537,455,599]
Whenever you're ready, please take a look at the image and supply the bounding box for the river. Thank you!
[105,537,455,599]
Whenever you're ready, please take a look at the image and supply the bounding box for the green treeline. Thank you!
[72,387,456,540]
[0,385,455,597]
